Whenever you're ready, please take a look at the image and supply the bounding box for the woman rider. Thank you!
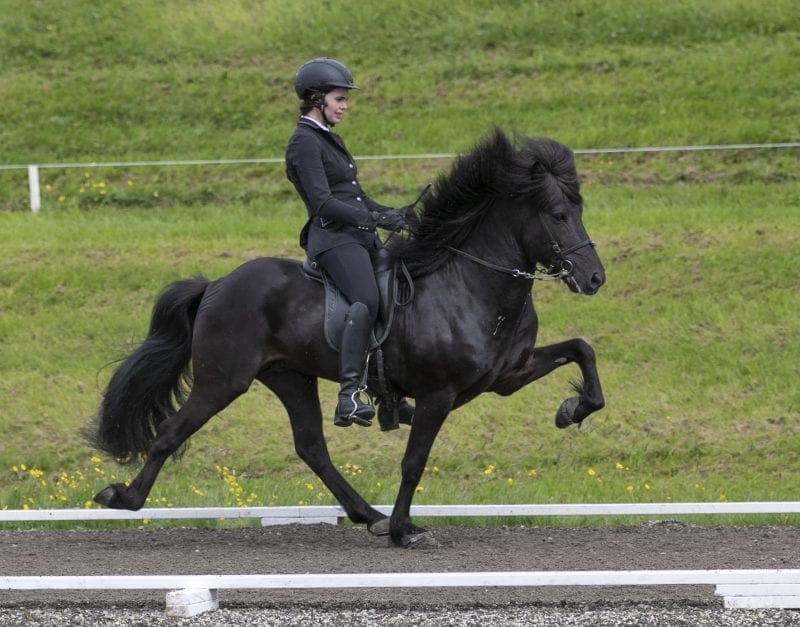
[285,57,411,428]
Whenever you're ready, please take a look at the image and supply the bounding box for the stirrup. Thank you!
[334,389,374,428]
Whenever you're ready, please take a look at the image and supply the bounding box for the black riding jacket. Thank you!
[285,118,392,258]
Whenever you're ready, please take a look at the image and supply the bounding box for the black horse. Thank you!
[88,129,606,547]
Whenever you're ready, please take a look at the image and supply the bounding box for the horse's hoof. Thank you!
[93,483,140,510]
[400,530,439,549]
[555,396,580,429]
[93,485,120,508]
[367,518,390,536]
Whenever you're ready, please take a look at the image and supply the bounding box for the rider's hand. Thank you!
[372,210,405,232]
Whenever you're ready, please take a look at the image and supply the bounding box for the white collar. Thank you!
[301,115,330,132]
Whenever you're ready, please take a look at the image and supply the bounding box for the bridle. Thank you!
[444,211,595,282]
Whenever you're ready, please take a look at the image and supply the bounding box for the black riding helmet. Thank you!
[294,57,359,99]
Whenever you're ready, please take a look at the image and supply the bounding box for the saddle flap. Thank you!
[304,256,396,352]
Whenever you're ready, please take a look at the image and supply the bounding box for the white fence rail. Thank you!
[2,501,799,526]
[3,570,800,616]
[4,141,798,213]
[4,503,800,615]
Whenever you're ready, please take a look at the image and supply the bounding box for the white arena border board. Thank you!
[2,570,800,616]
[2,501,800,526]
[4,504,800,615]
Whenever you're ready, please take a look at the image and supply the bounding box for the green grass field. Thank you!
[1,0,798,527]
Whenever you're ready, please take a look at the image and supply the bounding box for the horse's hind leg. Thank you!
[260,369,389,535]
[94,381,247,510]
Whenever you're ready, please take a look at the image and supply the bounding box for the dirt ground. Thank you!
[2,521,799,609]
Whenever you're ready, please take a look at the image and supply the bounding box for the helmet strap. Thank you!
[309,92,334,127]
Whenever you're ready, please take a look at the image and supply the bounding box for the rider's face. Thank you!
[323,88,349,125]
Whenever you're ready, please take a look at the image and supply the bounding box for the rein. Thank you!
[444,213,595,282]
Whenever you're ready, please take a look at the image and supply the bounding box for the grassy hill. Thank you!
[1,0,798,525]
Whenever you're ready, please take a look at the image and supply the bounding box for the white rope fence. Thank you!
[3,141,798,213]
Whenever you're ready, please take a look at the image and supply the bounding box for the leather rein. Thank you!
[445,212,595,281]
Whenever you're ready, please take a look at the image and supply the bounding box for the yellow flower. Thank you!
[90,456,102,464]
[644,483,651,490]
[587,468,596,477]
[483,464,495,476]
[506,478,514,486]
[83,501,93,509]
[614,462,624,470]
[527,469,537,478]
[626,485,634,492]
[415,486,424,493]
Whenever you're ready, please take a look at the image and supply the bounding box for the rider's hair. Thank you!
[298,90,325,116]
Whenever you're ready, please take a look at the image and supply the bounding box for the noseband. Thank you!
[445,211,595,282]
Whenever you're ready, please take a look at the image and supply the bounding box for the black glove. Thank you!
[372,210,405,232]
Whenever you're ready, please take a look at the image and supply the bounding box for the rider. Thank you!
[285,57,411,428]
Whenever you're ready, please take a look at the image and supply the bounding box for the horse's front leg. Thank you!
[390,394,453,548]
[492,338,605,428]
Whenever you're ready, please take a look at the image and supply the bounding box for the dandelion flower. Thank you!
[587,468,596,477]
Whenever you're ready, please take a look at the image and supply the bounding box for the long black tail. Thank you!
[86,276,211,463]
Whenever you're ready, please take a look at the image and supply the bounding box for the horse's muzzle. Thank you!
[565,269,605,295]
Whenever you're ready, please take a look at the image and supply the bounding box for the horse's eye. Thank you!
[552,211,567,222]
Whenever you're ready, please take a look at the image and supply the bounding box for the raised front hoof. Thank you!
[367,517,391,536]
[399,530,439,549]
[93,484,141,511]
[555,397,581,429]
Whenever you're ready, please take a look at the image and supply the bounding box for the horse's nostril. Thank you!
[591,272,604,287]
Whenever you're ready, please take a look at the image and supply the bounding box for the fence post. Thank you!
[28,165,41,213]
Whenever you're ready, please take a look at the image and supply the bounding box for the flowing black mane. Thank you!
[390,128,581,277]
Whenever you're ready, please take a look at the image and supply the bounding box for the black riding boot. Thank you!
[334,302,375,427]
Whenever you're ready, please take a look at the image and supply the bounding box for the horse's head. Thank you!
[519,138,605,295]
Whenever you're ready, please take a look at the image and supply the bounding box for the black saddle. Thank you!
[301,246,397,352]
